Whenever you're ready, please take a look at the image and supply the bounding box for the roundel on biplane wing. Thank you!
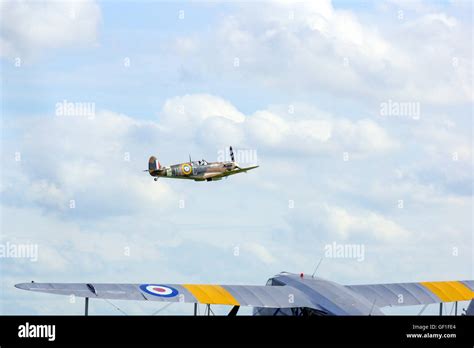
[139,284,179,297]
[181,163,192,175]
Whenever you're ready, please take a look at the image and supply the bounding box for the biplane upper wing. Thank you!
[346,280,474,307]
[15,282,316,309]
[17,278,473,314]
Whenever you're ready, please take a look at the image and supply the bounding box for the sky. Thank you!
[0,0,472,316]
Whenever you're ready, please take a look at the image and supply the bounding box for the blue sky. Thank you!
[0,0,472,316]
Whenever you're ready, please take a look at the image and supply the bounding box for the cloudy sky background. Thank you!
[0,0,472,315]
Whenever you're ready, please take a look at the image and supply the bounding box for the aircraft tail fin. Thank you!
[148,156,161,173]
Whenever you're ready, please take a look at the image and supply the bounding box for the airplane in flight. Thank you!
[146,146,258,182]
[15,271,474,316]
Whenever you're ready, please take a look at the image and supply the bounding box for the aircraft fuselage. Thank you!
[151,161,236,181]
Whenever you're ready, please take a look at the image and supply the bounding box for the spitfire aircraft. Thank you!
[15,272,474,316]
[146,146,258,182]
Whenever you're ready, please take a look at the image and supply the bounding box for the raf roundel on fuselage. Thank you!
[145,146,259,182]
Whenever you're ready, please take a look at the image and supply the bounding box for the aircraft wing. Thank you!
[15,282,315,309]
[222,165,259,177]
[200,166,259,180]
[346,280,474,307]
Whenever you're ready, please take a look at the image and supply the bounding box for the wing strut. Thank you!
[417,304,428,315]
[228,305,240,316]
[205,304,214,316]
[85,297,89,316]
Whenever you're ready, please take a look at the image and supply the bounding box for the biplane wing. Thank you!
[15,282,316,309]
[346,280,474,307]
[15,274,474,315]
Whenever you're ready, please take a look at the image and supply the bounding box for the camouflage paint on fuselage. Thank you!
[148,156,257,182]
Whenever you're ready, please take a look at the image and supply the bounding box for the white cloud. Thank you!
[333,119,398,154]
[418,13,458,27]
[0,205,167,274]
[246,111,332,148]
[322,204,411,242]
[172,37,199,55]
[2,110,178,217]
[413,124,472,165]
[162,94,245,126]
[159,94,246,142]
[161,94,397,156]
[365,179,470,209]
[245,112,398,155]
[0,0,101,59]
[27,180,67,210]
[243,242,276,265]
[171,0,472,104]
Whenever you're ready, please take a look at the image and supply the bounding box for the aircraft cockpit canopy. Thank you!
[196,159,209,165]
